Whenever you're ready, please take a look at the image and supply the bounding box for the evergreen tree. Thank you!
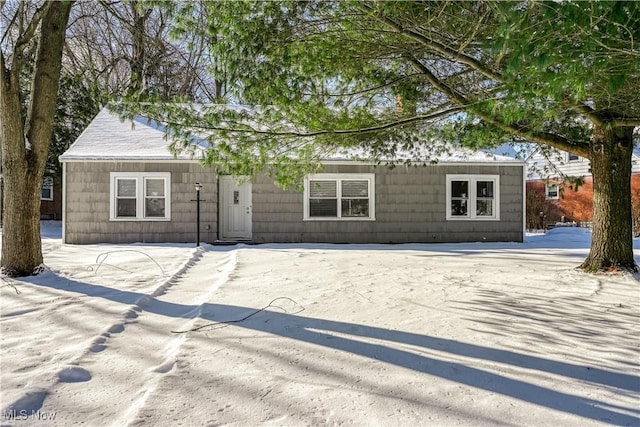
[126,1,639,272]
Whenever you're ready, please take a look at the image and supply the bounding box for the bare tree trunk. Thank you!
[0,2,72,277]
[128,5,152,95]
[0,54,43,276]
[580,125,637,272]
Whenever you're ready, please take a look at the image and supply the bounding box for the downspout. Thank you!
[0,174,3,229]
[61,161,66,243]
[522,163,527,241]
[216,175,220,242]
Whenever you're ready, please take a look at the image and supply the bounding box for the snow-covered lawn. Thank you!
[1,222,639,426]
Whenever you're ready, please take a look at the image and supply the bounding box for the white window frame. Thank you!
[41,176,54,201]
[567,152,579,162]
[446,174,500,221]
[545,183,559,200]
[303,173,375,221]
[109,172,171,221]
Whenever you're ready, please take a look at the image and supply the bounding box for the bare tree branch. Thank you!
[612,118,640,127]
[572,103,604,127]
[404,53,590,156]
[362,2,504,83]
[302,73,425,98]
[11,2,52,78]
[159,106,465,138]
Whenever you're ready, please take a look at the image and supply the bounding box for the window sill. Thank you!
[303,217,376,221]
[109,217,172,222]
[446,216,500,221]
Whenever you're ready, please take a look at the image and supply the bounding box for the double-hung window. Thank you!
[110,172,171,220]
[545,183,559,199]
[446,175,500,220]
[304,174,375,220]
[567,152,579,162]
[41,176,54,201]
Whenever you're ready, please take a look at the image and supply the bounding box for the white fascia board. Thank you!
[320,160,525,166]
[59,157,203,163]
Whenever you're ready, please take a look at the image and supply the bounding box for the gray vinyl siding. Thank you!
[64,161,523,244]
[252,164,524,243]
[64,162,217,244]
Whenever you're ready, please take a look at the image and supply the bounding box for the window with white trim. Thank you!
[41,176,54,201]
[567,152,579,161]
[546,183,559,199]
[110,172,171,220]
[446,175,500,220]
[304,174,375,220]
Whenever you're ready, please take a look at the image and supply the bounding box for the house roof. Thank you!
[328,145,522,164]
[59,108,207,161]
[60,106,524,165]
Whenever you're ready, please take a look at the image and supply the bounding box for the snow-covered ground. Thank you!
[1,222,639,426]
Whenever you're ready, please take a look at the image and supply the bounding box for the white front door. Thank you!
[219,176,252,240]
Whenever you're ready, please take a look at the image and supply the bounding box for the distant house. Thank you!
[0,174,62,224]
[40,175,63,220]
[525,147,640,233]
[59,107,526,245]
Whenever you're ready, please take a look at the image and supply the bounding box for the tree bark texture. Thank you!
[1,2,72,276]
[128,5,151,95]
[580,124,637,272]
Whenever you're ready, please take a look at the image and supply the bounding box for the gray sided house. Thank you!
[60,108,526,245]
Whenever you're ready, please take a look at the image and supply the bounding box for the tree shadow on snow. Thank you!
[19,273,640,426]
